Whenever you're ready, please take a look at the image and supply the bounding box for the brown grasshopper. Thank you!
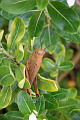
[22,48,45,97]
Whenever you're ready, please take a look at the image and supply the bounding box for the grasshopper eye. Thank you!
[38,51,42,54]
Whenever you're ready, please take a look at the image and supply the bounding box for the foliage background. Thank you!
[0,0,80,120]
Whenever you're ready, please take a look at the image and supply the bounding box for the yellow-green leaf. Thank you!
[0,30,4,41]
[7,17,25,50]
[38,74,58,92]
[36,0,48,10]
[15,63,30,89]
[14,44,24,61]
[0,86,12,109]
[0,65,15,86]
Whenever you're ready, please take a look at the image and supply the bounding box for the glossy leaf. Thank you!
[0,29,4,41]
[0,0,36,14]
[38,114,47,120]
[55,44,65,66]
[7,17,25,50]
[5,111,24,120]
[28,11,44,39]
[2,58,11,66]
[42,58,56,72]
[57,98,79,114]
[11,82,20,102]
[51,88,69,100]
[0,9,17,20]
[70,109,80,120]
[36,0,48,10]
[0,86,12,109]
[59,61,74,71]
[38,74,58,92]
[47,1,79,33]
[47,116,58,120]
[63,32,80,43]
[14,44,24,61]
[43,93,59,110]
[0,53,5,65]
[0,115,6,120]
[67,88,77,98]
[23,114,29,120]
[36,96,45,115]
[41,26,59,53]
[65,49,74,61]
[50,71,58,77]
[17,91,36,115]
[15,63,30,89]
[0,65,15,86]
[59,115,71,120]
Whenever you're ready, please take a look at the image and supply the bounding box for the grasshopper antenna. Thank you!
[44,40,58,50]
[40,38,42,49]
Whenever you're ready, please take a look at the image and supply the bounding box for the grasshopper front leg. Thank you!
[33,76,40,98]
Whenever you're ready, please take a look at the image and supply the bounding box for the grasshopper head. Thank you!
[35,49,45,56]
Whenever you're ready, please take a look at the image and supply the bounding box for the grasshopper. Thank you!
[22,42,57,97]
[22,48,45,97]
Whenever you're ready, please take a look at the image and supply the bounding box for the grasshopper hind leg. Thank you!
[33,76,40,98]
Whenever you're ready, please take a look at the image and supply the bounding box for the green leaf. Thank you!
[42,58,56,72]
[57,98,79,114]
[0,53,5,65]
[38,74,58,92]
[0,86,12,109]
[0,115,7,120]
[15,63,30,89]
[36,96,45,115]
[28,11,44,39]
[59,61,74,71]
[7,17,25,50]
[38,114,47,120]
[43,93,59,110]
[14,44,24,61]
[41,26,59,54]
[55,44,65,66]
[36,0,48,10]
[0,0,36,14]
[65,49,74,61]
[70,109,80,120]
[0,29,4,41]
[11,82,20,102]
[0,9,16,20]
[62,32,80,43]
[23,114,29,120]
[67,88,77,98]
[5,111,24,120]
[47,1,79,33]
[0,65,15,86]
[51,88,69,100]
[17,91,36,115]
[50,71,58,77]
[59,115,71,120]
[47,116,58,120]
[2,58,11,66]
